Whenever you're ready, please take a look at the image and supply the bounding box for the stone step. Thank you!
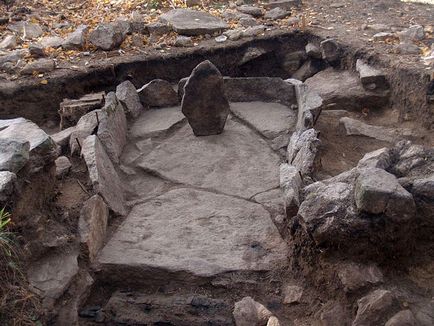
[96,187,287,286]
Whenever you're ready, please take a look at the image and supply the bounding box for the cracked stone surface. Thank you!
[137,119,280,199]
[230,101,296,139]
[97,188,287,278]
[129,106,185,139]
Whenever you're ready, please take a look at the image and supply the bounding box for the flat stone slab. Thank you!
[230,102,296,139]
[138,119,280,198]
[160,9,228,36]
[129,106,185,139]
[97,188,287,278]
[305,68,389,111]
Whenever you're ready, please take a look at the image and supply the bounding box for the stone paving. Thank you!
[97,101,294,281]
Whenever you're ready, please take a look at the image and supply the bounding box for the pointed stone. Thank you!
[181,61,230,136]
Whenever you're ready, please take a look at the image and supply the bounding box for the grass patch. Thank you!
[0,208,42,325]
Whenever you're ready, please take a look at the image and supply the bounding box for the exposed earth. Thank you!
[0,1,433,326]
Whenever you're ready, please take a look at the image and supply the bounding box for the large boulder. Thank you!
[89,22,126,50]
[287,129,320,177]
[27,251,79,308]
[138,79,179,108]
[0,119,58,173]
[352,289,397,326]
[233,296,273,326]
[354,167,416,221]
[0,171,16,203]
[0,138,30,173]
[181,60,230,136]
[298,181,360,245]
[96,92,127,164]
[160,9,228,36]
[79,195,109,262]
[116,81,144,119]
[81,135,126,216]
[305,68,389,111]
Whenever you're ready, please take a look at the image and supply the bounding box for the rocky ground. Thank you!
[0,0,432,83]
[0,1,434,326]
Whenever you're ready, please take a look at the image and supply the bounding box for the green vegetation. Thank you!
[0,208,41,325]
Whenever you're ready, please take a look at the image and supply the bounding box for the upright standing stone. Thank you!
[181,60,230,136]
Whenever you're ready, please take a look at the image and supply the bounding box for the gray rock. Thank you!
[0,49,26,67]
[412,174,434,200]
[174,35,193,47]
[130,11,146,34]
[339,117,409,143]
[138,120,280,199]
[396,43,420,55]
[138,79,179,108]
[27,251,79,308]
[129,106,185,139]
[252,188,285,216]
[239,17,259,27]
[267,316,281,326]
[357,147,391,170]
[0,35,16,49]
[233,297,273,326]
[218,77,296,106]
[292,59,322,81]
[223,28,244,40]
[20,58,55,75]
[98,189,287,279]
[242,25,266,37]
[116,80,144,119]
[353,289,396,326]
[55,156,71,178]
[62,25,88,50]
[0,171,16,203]
[282,285,303,304]
[338,262,383,292]
[215,35,227,43]
[280,51,307,75]
[365,23,390,32]
[280,163,302,217]
[305,68,389,111]
[29,43,45,58]
[239,46,269,65]
[0,120,58,173]
[264,7,290,20]
[40,36,64,49]
[0,138,29,173]
[89,23,126,50]
[305,42,321,59]
[356,59,388,90]
[298,181,359,245]
[237,5,264,17]
[373,32,394,41]
[385,310,417,326]
[320,38,341,63]
[0,118,27,130]
[230,102,296,139]
[355,167,416,221]
[97,92,127,164]
[160,9,228,36]
[59,92,105,129]
[69,109,101,155]
[8,21,43,39]
[147,22,171,39]
[287,129,320,176]
[286,79,322,131]
[398,25,424,42]
[81,135,126,216]
[181,60,230,136]
[79,195,109,262]
[264,0,301,10]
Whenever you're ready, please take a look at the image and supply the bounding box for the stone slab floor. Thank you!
[97,102,296,283]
